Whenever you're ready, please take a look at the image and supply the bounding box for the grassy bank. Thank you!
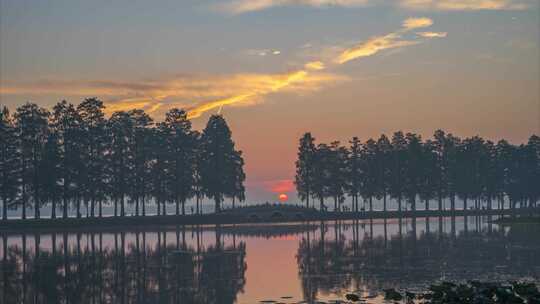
[0,204,538,232]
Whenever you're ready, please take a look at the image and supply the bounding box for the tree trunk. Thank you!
[182,200,185,216]
[383,194,387,212]
[369,197,373,212]
[464,197,467,211]
[232,197,236,209]
[62,194,67,219]
[35,197,40,219]
[77,198,81,218]
[425,199,429,211]
[215,196,221,213]
[2,196,6,220]
[114,198,118,217]
[120,194,125,217]
[319,197,325,212]
[142,198,145,217]
[176,199,180,216]
[334,197,338,212]
[52,200,56,219]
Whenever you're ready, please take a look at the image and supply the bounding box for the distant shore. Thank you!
[0,204,538,233]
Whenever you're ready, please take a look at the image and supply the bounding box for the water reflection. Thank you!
[0,218,539,303]
[297,217,540,301]
[0,226,248,304]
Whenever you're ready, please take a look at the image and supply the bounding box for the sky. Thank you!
[1,0,539,203]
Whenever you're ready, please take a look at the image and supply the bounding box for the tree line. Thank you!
[295,131,539,212]
[0,99,246,220]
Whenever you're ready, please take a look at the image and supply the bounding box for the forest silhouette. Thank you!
[1,99,539,222]
[294,131,539,212]
[0,99,245,220]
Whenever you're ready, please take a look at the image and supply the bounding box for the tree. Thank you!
[404,133,423,211]
[148,127,169,216]
[14,103,50,219]
[295,133,316,209]
[419,140,437,210]
[346,137,362,212]
[39,132,61,218]
[229,150,246,209]
[108,111,133,217]
[127,109,153,216]
[311,143,331,211]
[77,98,109,218]
[160,109,195,216]
[199,115,243,213]
[526,135,540,207]
[375,135,392,212]
[389,132,407,212]
[0,107,20,220]
[51,101,84,218]
[361,139,378,212]
[326,141,348,212]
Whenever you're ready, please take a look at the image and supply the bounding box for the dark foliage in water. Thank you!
[384,281,540,304]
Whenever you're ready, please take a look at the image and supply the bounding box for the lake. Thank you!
[1,216,539,303]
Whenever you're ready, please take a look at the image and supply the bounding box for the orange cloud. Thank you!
[417,31,448,38]
[1,17,443,119]
[400,0,528,11]
[218,0,370,14]
[402,17,434,29]
[217,0,530,14]
[186,70,345,119]
[305,61,326,70]
[334,17,440,64]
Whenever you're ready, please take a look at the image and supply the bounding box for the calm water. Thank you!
[0,216,539,304]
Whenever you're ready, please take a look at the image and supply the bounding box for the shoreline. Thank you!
[0,205,538,233]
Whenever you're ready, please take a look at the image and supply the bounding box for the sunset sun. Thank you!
[278,193,288,202]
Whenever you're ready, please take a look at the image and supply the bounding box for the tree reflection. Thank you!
[297,217,540,299]
[0,227,246,304]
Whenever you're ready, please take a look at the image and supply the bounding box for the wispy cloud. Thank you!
[217,0,370,14]
[335,33,419,64]
[1,72,345,118]
[246,48,282,56]
[217,0,530,13]
[335,17,439,64]
[186,70,346,119]
[417,31,447,38]
[402,17,433,30]
[1,17,446,119]
[304,61,326,70]
[400,0,529,11]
